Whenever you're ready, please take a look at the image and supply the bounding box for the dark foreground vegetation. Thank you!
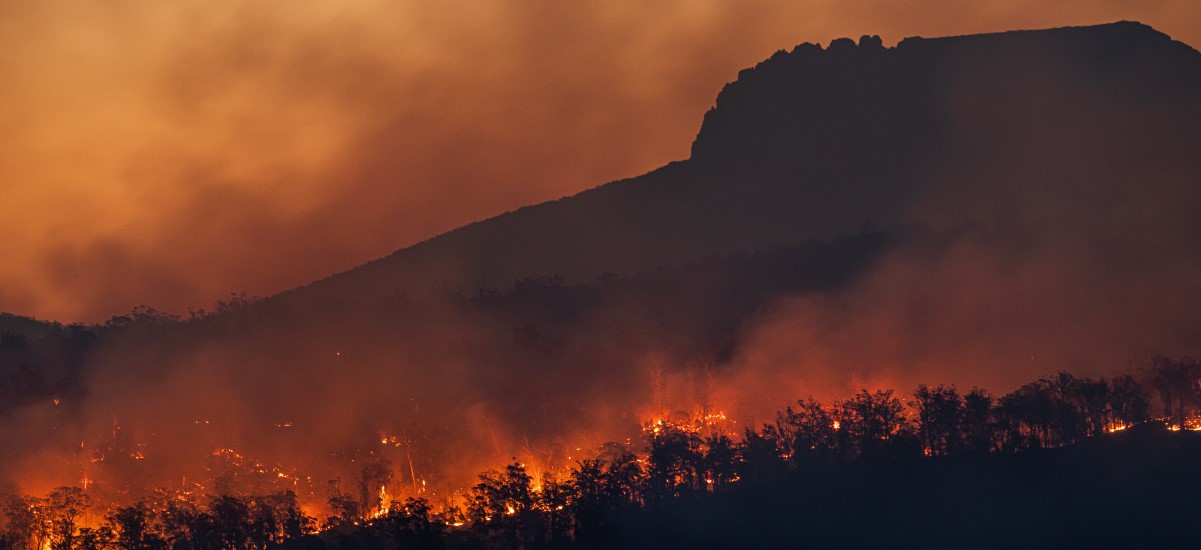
[5,357,1201,549]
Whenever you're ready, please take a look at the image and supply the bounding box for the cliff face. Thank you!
[281,22,1201,309]
[692,22,1200,168]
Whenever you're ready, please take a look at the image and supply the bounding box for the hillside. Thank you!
[280,21,1201,313]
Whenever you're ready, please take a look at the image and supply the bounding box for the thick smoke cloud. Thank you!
[716,45,1201,421]
[2,0,1198,322]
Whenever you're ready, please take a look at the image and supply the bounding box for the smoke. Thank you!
[716,43,1201,419]
[2,0,1199,322]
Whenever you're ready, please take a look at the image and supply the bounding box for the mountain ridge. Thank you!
[273,21,1201,314]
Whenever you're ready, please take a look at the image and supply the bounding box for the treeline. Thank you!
[0,488,312,550]
[0,294,261,417]
[4,358,1201,549]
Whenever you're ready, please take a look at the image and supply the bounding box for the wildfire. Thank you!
[649,419,665,435]
[370,485,391,519]
[1155,416,1201,432]
[17,388,1201,548]
[643,409,737,438]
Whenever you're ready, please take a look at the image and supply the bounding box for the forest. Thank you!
[4,355,1201,549]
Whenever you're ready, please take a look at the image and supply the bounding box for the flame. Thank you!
[370,485,391,519]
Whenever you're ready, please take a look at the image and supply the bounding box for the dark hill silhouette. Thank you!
[0,313,58,339]
[278,21,1201,312]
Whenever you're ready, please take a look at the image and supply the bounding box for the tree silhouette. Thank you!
[108,502,166,550]
[536,474,574,545]
[46,487,90,550]
[701,434,739,491]
[209,495,251,550]
[469,462,535,549]
[571,450,644,543]
[962,387,995,454]
[1148,355,1201,429]
[777,398,840,465]
[998,380,1055,450]
[911,385,965,456]
[76,526,115,550]
[1047,372,1087,445]
[646,424,704,499]
[1,495,47,550]
[1074,376,1112,437]
[740,427,788,485]
[1109,373,1150,428]
[375,497,444,548]
[325,492,361,529]
[836,390,912,460]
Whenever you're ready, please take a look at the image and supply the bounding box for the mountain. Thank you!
[278,21,1201,312]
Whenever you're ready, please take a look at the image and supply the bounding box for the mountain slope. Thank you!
[279,21,1201,311]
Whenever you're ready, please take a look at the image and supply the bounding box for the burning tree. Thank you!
[1,496,49,550]
[107,502,165,550]
[368,497,446,548]
[569,448,644,543]
[1147,355,1201,429]
[835,390,915,461]
[911,385,965,457]
[45,487,91,550]
[645,424,704,499]
[468,462,535,548]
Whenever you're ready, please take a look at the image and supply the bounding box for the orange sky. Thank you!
[2,0,1198,323]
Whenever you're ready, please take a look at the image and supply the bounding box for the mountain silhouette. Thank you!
[276,21,1201,312]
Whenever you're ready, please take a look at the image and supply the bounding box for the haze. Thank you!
[3,0,1198,322]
